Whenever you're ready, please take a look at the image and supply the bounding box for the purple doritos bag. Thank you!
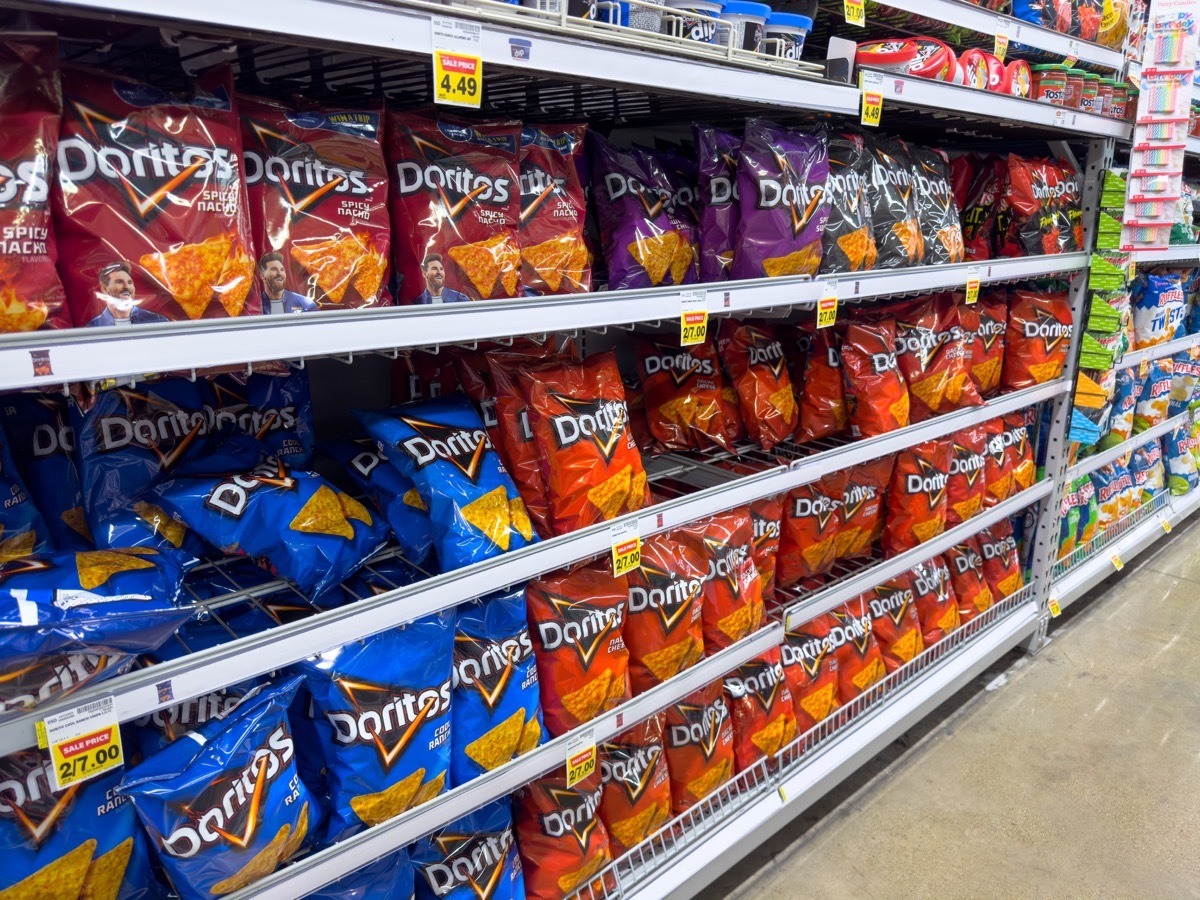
[694,124,741,282]
[730,119,829,282]
[638,146,700,287]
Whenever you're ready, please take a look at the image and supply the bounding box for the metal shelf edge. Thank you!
[1131,244,1200,264]
[1115,333,1200,372]
[1064,411,1190,480]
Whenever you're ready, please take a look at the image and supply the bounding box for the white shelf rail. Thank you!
[1116,333,1200,371]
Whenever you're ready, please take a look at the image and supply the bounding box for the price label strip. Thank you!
[859,71,883,127]
[817,281,838,329]
[432,17,483,108]
[38,696,124,791]
[965,266,981,305]
[610,519,641,578]
[565,727,597,788]
[1161,515,1172,534]
[680,290,708,346]
[844,0,864,27]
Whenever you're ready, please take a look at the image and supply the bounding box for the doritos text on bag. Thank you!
[781,611,840,731]
[894,294,983,421]
[906,555,960,646]
[696,508,765,656]
[882,439,952,556]
[718,321,797,450]
[946,424,989,525]
[598,713,673,857]
[861,578,925,673]
[819,131,876,274]
[777,470,847,586]
[978,520,1024,599]
[635,335,741,453]
[910,145,964,265]
[837,456,896,560]
[841,319,910,437]
[212,363,316,468]
[519,123,590,295]
[694,124,741,282]
[663,681,735,814]
[724,647,798,772]
[513,768,613,900]
[1003,154,1075,256]
[1002,289,1072,390]
[411,798,526,900]
[829,602,886,700]
[945,536,993,623]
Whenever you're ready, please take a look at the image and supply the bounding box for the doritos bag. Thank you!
[982,416,1012,507]
[724,648,797,771]
[526,561,630,738]
[748,493,784,603]
[635,335,741,453]
[519,123,590,294]
[882,439,952,556]
[796,326,849,442]
[0,36,69,332]
[118,677,320,900]
[1003,411,1037,493]
[945,536,993,623]
[864,134,923,269]
[0,424,50,561]
[312,849,416,900]
[967,290,1008,396]
[861,578,925,672]
[1003,154,1072,256]
[1002,289,1072,390]
[946,424,989,525]
[841,319,910,437]
[0,651,133,722]
[663,681,735,814]
[777,470,848,586]
[781,611,840,730]
[598,714,673,857]
[412,798,525,900]
[731,119,829,280]
[452,586,544,785]
[696,508,765,655]
[717,321,797,450]
[1134,358,1173,432]
[239,94,391,311]
[830,602,886,700]
[1164,426,1199,495]
[638,145,701,287]
[910,145,964,265]
[293,611,453,842]
[837,456,896,560]
[959,155,1005,261]
[211,364,315,468]
[907,555,960,646]
[359,394,535,569]
[977,520,1024,599]
[56,67,256,324]
[894,294,983,421]
[820,132,877,274]
[387,115,520,303]
[694,124,741,282]
[521,351,649,535]
[513,768,613,900]
[393,350,460,403]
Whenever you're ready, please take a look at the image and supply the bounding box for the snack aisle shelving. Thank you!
[1116,332,1200,370]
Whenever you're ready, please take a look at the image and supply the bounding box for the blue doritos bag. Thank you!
[1170,350,1200,417]
[0,392,92,551]
[292,609,454,843]
[309,848,416,900]
[1134,359,1173,433]
[1130,441,1166,505]
[452,586,544,786]
[411,798,526,900]
[0,652,134,722]
[0,426,52,562]
[317,555,429,609]
[127,676,263,760]
[1163,426,1199,495]
[119,676,321,900]
[320,436,434,564]
[357,396,536,573]
[157,456,388,598]
[212,366,315,468]
[0,754,157,899]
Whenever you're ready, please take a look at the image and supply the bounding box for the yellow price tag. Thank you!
[1063,40,1079,67]
[778,786,788,803]
[680,291,707,346]
[1139,358,1150,379]
[41,697,124,790]
[994,34,1009,63]
[610,520,641,578]
[565,728,597,788]
[434,51,482,108]
[1111,552,1123,571]
[844,0,865,27]
[817,282,838,329]
[861,90,882,127]
[1161,515,1172,534]
[1048,596,1062,617]
[965,267,981,305]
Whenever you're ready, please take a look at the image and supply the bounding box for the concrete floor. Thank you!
[707,517,1200,900]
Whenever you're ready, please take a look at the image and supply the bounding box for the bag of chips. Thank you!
[748,493,784,603]
[819,131,877,274]
[837,456,896,560]
[910,145,964,265]
[965,290,1008,396]
[694,124,741,282]
[978,519,1024,599]
[1002,289,1072,390]
[1002,155,1074,256]
[393,350,460,403]
[781,611,840,730]
[1132,273,1186,349]
[881,439,952,556]
[830,602,887,700]
[945,536,993,623]
[387,115,520,303]
[1134,358,1174,432]
[57,67,256,324]
[513,768,613,900]
[312,849,416,900]
[635,335,742,453]
[599,713,673,857]
[639,145,701,287]
[519,123,590,295]
[724,648,797,772]
[1003,411,1037,493]
[213,365,316,468]
[1164,426,1199,495]
[860,578,925,672]
[412,798,526,900]
[1113,461,1136,518]
[946,424,989,525]
[1090,464,1121,531]
[959,156,1006,261]
[1104,368,1137,445]
[1075,475,1099,546]
[717,321,797,450]
[864,134,923,269]
[841,319,911,437]
[893,294,983,421]
[796,327,849,442]
[696,508,765,655]
[1169,349,1200,417]
[981,416,1014,507]
[1058,479,1081,560]
[907,555,960,646]
[0,651,134,723]
[731,119,829,280]
[1130,440,1166,505]
[663,681,735,814]
[777,470,848,586]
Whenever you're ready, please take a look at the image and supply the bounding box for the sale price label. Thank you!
[844,0,865,26]
[817,281,838,329]
[965,266,981,305]
[565,727,597,788]
[610,519,641,578]
[39,696,124,790]
[432,16,483,108]
[680,290,708,346]
[1048,596,1062,617]
[859,70,884,127]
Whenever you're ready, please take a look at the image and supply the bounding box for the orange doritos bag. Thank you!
[723,648,798,772]
[965,290,1008,397]
[982,417,1012,507]
[748,494,785,603]
[830,601,887,700]
[881,439,952,556]
[946,424,989,526]
[690,508,765,656]
[717,321,798,451]
[906,555,960,646]
[862,578,926,673]
[778,471,848,586]
[663,681,735,814]
[1003,410,1037,494]
[1002,289,1072,390]
[598,713,673,857]
[514,768,614,900]
[634,335,742,452]
[527,561,631,738]
[453,348,506,454]
[841,319,910,437]
[894,294,983,421]
[781,612,841,731]
[796,327,849,443]
[945,536,994,623]
[837,456,896,560]
[521,351,648,535]
[978,519,1025,599]
[622,372,659,456]
[624,530,707,695]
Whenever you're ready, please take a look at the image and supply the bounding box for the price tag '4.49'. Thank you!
[432,16,483,108]
[859,70,883,127]
[37,696,124,790]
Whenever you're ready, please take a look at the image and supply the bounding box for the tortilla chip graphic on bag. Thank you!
[403,487,427,511]
[133,500,188,549]
[561,669,613,724]
[749,716,796,758]
[556,853,610,895]
[336,491,374,526]
[768,384,797,421]
[908,374,947,413]
[75,550,156,591]
[608,800,668,854]
[461,486,513,551]
[629,231,680,286]
[350,767,425,826]
[448,240,502,297]
[890,629,920,663]
[642,635,701,683]
[912,518,944,544]
[891,219,922,262]
[972,356,1002,394]
[465,707,526,772]
[631,469,648,506]
[851,656,885,692]
[518,716,543,755]
[509,497,535,541]
[289,485,354,539]
[521,236,571,292]
[686,757,731,800]
[587,465,632,521]
[799,681,836,722]
[210,823,290,895]
[2,838,96,900]
[836,227,872,271]
[952,495,982,522]
[290,233,365,303]
[353,243,387,301]
[669,235,695,285]
[412,771,447,808]
[215,246,254,317]
[0,530,35,563]
[61,507,93,541]
[717,604,756,643]
[281,802,309,862]
[761,244,819,278]
[79,836,132,900]
[937,604,960,633]
[140,234,231,319]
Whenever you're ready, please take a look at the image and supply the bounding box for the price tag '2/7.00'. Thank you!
[610,518,641,578]
[37,695,125,791]
[680,290,707,346]
[565,726,597,788]
[817,281,838,328]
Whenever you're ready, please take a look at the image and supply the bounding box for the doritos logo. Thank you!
[131,688,243,739]
[950,444,985,485]
[0,654,118,718]
[951,546,983,574]
[781,637,831,679]
[602,172,667,218]
[539,784,602,850]
[976,315,1005,349]
[394,129,513,215]
[843,483,879,520]
[667,696,729,760]
[1023,309,1072,353]
[829,609,873,657]
[0,156,51,209]
[756,150,823,237]
[535,593,625,666]
[643,350,714,383]
[399,417,492,482]
[708,172,738,205]
[912,164,954,209]
[896,322,958,359]
[791,494,840,529]
[980,533,1016,560]
[326,674,452,770]
[0,752,80,848]
[725,659,784,712]
[869,586,915,626]
[519,163,571,224]
[452,631,535,713]
[600,743,664,806]
[244,144,371,211]
[905,458,949,506]
[702,535,749,599]
[424,827,516,899]
[205,457,297,519]
[628,564,703,631]
[912,562,949,597]
[548,395,628,461]
[752,512,780,546]
[870,351,899,375]
[745,331,788,379]
[871,150,913,194]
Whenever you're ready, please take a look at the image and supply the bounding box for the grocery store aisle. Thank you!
[710,520,1200,900]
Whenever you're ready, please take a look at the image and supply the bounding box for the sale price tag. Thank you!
[1063,39,1079,66]
[1161,515,1172,534]
[610,519,641,578]
[994,19,1010,62]
[965,266,981,305]
[39,696,124,790]
[1048,596,1062,617]
[844,0,864,27]
[817,281,838,329]
[1111,552,1124,571]
[680,290,708,346]
[565,727,597,788]
[859,71,883,127]
[1139,358,1150,379]
[432,17,483,108]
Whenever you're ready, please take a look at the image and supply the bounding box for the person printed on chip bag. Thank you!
[85,261,168,327]
[415,253,471,305]
[259,252,318,314]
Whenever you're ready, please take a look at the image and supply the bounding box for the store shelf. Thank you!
[0,253,1087,391]
[1065,410,1190,480]
[1187,136,1200,158]
[0,379,1067,756]
[1131,243,1200,264]
[1116,333,1200,371]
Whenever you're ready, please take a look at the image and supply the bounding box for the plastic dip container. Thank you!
[1108,82,1128,119]
[958,48,989,89]
[855,39,919,74]
[662,0,723,42]
[909,37,955,80]
[763,13,811,60]
[1064,67,1084,107]
[719,1,770,52]
[1125,87,1138,121]
[983,52,1005,90]
[1097,78,1117,116]
[628,0,665,31]
[1002,59,1032,97]
[1080,73,1100,112]
[1034,69,1067,105]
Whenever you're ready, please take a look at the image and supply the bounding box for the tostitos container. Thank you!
[763,13,811,60]
[855,39,919,74]
[909,37,955,80]
[719,1,770,52]
[1064,67,1084,107]
[1001,59,1032,97]
[1097,78,1117,116]
[1033,68,1067,105]
[662,0,723,42]
[1080,73,1100,113]
[957,48,989,89]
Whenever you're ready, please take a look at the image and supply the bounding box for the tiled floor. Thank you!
[706,518,1200,900]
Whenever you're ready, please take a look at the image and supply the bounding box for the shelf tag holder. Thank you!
[39,696,124,791]
[817,281,838,329]
[859,70,883,127]
[680,290,708,346]
[432,17,483,108]
[610,519,641,578]
[965,266,981,304]
[1048,596,1062,617]
[844,0,865,27]
[565,727,597,788]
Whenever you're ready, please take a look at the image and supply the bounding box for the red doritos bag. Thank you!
[57,67,256,325]
[386,114,521,303]
[452,348,505,458]
[945,536,994,623]
[777,471,848,587]
[239,94,390,311]
[392,350,459,403]
[982,416,1011,507]
[514,768,614,900]
[1003,410,1037,494]
[717,321,798,451]
[881,439,952,556]
[894,295,984,421]
[598,713,672,857]
[635,335,741,453]
[624,530,707,695]
[907,555,960,646]
[796,326,849,443]
[978,519,1025,599]
[621,372,658,456]
[522,351,649,535]
[691,508,765,656]
[663,681,735,814]
[830,601,887,700]
[0,36,69,332]
[1003,289,1072,390]
[946,424,989,526]
[841,319,911,437]
[781,611,840,731]
[519,123,590,294]
[837,456,896,560]
[863,577,926,673]
[748,494,784,603]
[949,152,978,212]
[724,648,798,772]
[960,155,1005,262]
[526,561,630,738]
[966,290,1008,396]
[1003,154,1073,257]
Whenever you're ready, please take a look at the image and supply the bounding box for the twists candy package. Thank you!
[864,134,923,269]
[521,351,649,534]
[829,603,886,700]
[118,677,320,900]
[212,364,316,468]
[945,536,993,622]
[239,94,391,311]
[694,124,741,282]
[820,132,877,274]
[1002,289,1072,390]
[359,394,535,569]
[519,123,590,295]
[624,530,706,694]
[1003,411,1037,493]
[724,648,797,771]
[1164,426,1199,495]
[796,326,849,442]
[837,456,896,560]
[777,470,848,586]
[412,798,525,900]
[663,681,735,814]
[387,115,520,303]
[982,417,1012,507]
[1169,349,1200,417]
[881,439,952,556]
[293,611,454,842]
[910,146,964,265]
[906,555,960,646]
[451,586,543,785]
[946,424,989,525]
[781,611,841,730]
[1132,273,1186,349]
[695,508,764,655]
[526,561,630,737]
[731,119,829,280]
[960,156,1005,262]
[748,494,784,603]
[717,322,797,450]
[977,519,1024,599]
[634,335,741,453]
[894,295,983,421]
[56,67,256,325]
[841,319,910,437]
[513,768,613,900]
[0,36,69,332]
[860,579,925,673]
[967,291,1008,396]
[1134,358,1173,433]
[598,714,672,857]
